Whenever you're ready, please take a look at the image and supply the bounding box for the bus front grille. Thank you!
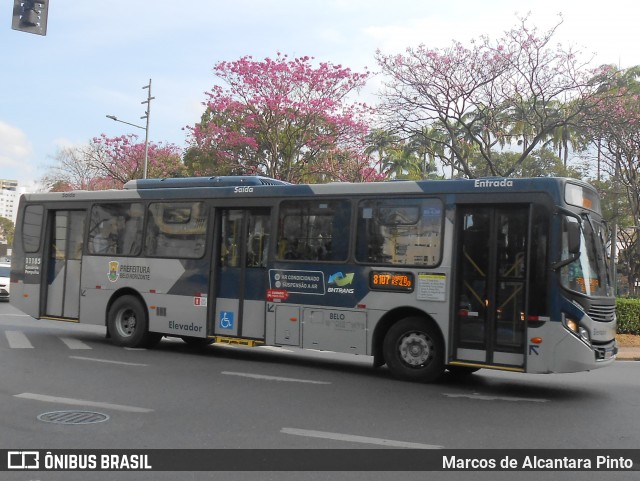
[587,304,616,323]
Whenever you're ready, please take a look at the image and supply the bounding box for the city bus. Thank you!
[9,175,617,382]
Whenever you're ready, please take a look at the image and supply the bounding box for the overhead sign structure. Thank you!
[11,0,48,36]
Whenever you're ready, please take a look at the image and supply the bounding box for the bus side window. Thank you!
[91,219,118,254]
[145,202,207,259]
[356,198,443,266]
[276,200,350,262]
[88,203,144,256]
[22,204,44,253]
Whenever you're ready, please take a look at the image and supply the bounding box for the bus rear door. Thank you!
[43,210,86,320]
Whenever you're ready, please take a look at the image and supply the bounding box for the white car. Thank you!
[0,263,10,301]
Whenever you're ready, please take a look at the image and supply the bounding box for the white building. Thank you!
[0,179,23,224]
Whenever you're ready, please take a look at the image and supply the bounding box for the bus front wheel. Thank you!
[107,295,158,348]
[383,317,444,382]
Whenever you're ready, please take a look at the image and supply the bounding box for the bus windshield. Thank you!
[560,215,611,297]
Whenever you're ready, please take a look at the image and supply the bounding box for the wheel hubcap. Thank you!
[398,332,432,367]
[116,309,136,338]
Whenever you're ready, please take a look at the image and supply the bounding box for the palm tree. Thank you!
[365,129,400,175]
[383,141,422,179]
[408,126,446,179]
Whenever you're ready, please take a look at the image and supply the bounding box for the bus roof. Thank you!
[19,176,596,206]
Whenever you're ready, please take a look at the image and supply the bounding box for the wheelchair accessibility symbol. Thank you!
[219,311,235,330]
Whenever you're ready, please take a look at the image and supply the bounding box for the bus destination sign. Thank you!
[369,271,414,292]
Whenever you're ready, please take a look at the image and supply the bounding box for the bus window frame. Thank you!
[21,203,45,254]
[355,196,445,268]
[275,198,352,264]
[144,201,209,260]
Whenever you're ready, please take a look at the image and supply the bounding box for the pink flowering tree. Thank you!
[186,53,377,183]
[91,134,186,185]
[43,134,186,191]
[376,15,618,178]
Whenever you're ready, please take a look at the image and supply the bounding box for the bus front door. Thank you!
[43,210,86,319]
[452,205,529,370]
[213,209,270,340]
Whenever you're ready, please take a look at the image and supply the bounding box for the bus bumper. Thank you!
[551,334,616,373]
[526,322,617,374]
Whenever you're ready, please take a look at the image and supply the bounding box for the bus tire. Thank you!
[383,317,444,382]
[107,295,154,348]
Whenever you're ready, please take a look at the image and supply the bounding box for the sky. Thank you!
[3,0,640,188]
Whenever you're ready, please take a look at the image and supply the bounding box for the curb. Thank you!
[616,348,640,361]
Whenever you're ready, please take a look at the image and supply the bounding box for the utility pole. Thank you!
[106,79,154,179]
[141,79,153,180]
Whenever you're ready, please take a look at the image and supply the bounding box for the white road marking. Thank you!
[281,428,443,449]
[443,392,548,403]
[222,371,331,384]
[60,337,92,350]
[258,346,294,353]
[69,356,148,367]
[5,330,33,348]
[14,393,153,413]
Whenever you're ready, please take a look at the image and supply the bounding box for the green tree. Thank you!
[0,217,15,247]
[364,128,400,175]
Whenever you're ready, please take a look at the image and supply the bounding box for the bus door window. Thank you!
[48,210,86,262]
[458,210,490,345]
[220,210,270,268]
[246,213,270,268]
[494,209,527,351]
[221,210,243,267]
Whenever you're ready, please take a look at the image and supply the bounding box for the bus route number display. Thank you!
[369,271,414,292]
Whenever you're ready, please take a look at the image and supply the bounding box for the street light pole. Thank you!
[105,78,154,179]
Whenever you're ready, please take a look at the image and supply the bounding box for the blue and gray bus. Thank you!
[9,175,617,382]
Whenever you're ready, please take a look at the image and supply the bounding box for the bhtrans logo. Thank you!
[327,272,355,294]
[474,179,514,188]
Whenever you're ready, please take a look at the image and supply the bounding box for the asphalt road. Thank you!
[0,301,639,481]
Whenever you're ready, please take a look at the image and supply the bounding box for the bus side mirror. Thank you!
[567,222,581,254]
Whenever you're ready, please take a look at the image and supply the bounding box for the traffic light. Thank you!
[11,0,48,36]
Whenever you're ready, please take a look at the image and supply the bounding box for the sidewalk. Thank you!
[617,346,640,361]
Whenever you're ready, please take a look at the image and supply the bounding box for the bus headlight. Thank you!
[565,317,579,333]
[564,317,591,343]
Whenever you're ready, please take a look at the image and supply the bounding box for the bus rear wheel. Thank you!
[383,317,444,382]
[107,295,157,348]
